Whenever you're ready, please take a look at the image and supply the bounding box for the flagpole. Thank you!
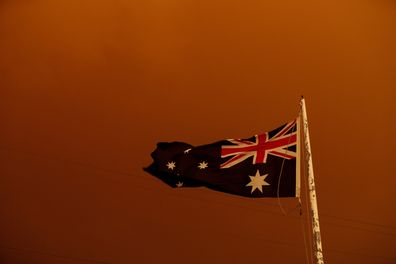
[300,97,324,264]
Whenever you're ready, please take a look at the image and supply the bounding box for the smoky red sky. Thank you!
[1,0,395,263]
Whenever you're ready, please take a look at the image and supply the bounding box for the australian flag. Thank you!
[145,119,300,198]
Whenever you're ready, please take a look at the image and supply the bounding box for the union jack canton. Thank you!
[220,120,297,168]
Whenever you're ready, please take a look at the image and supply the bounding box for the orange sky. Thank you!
[1,0,395,263]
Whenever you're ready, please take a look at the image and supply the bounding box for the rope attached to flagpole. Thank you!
[276,115,298,215]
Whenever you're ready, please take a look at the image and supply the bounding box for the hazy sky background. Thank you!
[1,0,395,263]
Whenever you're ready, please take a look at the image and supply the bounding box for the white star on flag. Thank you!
[166,161,176,170]
[184,148,191,154]
[246,170,270,194]
[198,161,208,169]
[176,181,183,188]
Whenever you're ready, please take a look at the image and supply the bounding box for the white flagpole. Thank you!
[300,97,324,264]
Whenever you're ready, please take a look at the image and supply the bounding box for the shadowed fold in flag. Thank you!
[144,119,300,198]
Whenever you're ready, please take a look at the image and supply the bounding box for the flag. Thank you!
[144,119,300,198]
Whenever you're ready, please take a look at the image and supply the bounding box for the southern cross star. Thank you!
[198,161,208,170]
[166,161,176,170]
[184,148,191,154]
[246,169,270,194]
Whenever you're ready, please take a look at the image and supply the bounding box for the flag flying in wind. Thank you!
[145,119,300,198]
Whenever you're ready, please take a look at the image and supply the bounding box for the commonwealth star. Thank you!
[246,170,270,194]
